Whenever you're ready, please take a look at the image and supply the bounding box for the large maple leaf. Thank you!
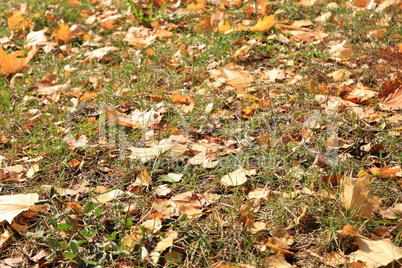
[0,47,27,75]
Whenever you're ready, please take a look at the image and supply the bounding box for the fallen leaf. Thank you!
[349,236,402,268]
[141,218,162,233]
[91,187,124,203]
[241,103,259,119]
[262,253,292,267]
[52,23,73,44]
[341,224,360,237]
[26,163,40,178]
[300,0,318,6]
[128,135,189,163]
[379,203,402,219]
[221,168,256,186]
[378,79,402,109]
[172,94,195,113]
[0,193,39,224]
[8,12,31,31]
[154,231,178,252]
[369,167,401,179]
[0,47,28,75]
[26,29,48,47]
[328,69,351,82]
[84,46,119,62]
[160,173,183,183]
[121,226,143,247]
[251,15,275,32]
[340,176,382,218]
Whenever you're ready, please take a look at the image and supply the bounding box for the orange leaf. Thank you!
[172,94,188,104]
[52,23,72,44]
[251,14,275,32]
[8,12,31,31]
[68,0,81,5]
[0,47,27,75]
[241,103,259,118]
[257,0,267,15]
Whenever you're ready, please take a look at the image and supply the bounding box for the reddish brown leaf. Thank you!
[378,79,402,109]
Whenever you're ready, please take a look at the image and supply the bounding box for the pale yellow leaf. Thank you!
[0,193,39,224]
[155,232,177,252]
[328,69,351,82]
[349,237,402,268]
[221,168,256,186]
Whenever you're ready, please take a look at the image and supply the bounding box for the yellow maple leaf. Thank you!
[0,47,28,75]
[251,14,275,32]
[52,23,72,44]
[218,21,232,32]
[8,12,31,31]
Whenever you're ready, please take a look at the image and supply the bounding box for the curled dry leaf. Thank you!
[26,30,48,47]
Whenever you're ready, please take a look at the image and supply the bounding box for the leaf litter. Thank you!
[0,0,402,266]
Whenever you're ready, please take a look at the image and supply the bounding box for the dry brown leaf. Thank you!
[84,46,118,62]
[141,218,162,233]
[121,226,143,247]
[379,203,402,219]
[262,253,292,267]
[256,0,267,15]
[326,136,351,150]
[343,83,378,103]
[241,103,259,119]
[340,176,381,218]
[0,229,12,250]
